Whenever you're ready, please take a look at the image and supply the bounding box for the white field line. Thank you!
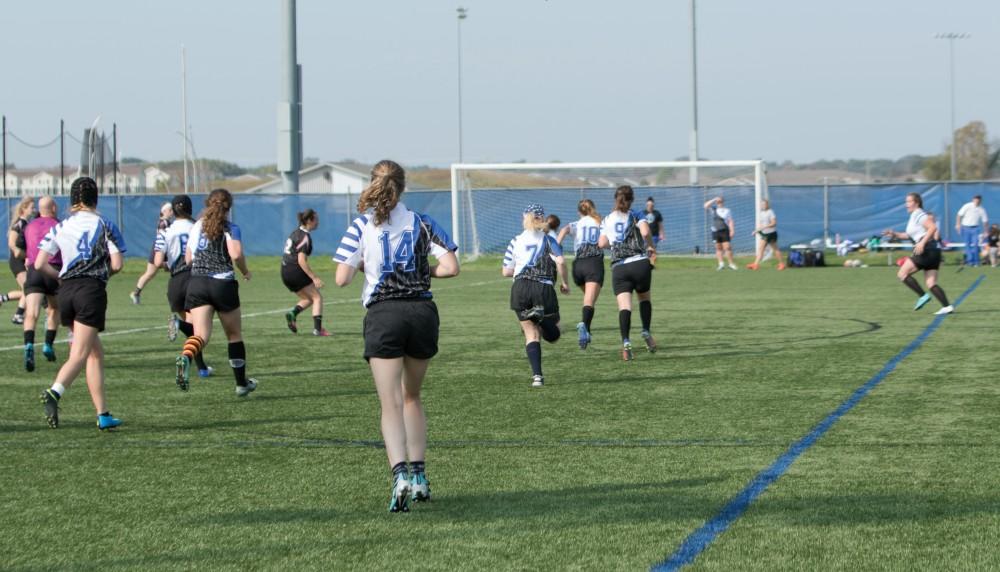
[0,279,506,352]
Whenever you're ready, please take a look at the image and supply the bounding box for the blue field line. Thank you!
[653,275,985,572]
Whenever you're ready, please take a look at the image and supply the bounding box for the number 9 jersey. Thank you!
[38,210,127,282]
[334,202,458,308]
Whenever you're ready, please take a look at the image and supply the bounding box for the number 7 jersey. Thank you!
[334,202,458,308]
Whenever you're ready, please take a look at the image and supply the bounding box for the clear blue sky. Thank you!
[2,0,998,168]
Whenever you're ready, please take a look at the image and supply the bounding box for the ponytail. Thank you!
[357,160,405,225]
[202,188,233,240]
[578,198,601,224]
[614,185,634,213]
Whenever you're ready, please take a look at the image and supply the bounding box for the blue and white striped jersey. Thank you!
[503,230,563,284]
[570,216,603,259]
[155,218,194,275]
[38,210,126,282]
[334,203,457,308]
[187,220,242,280]
[600,209,648,266]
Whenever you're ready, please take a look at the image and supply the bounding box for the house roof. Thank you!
[245,162,372,193]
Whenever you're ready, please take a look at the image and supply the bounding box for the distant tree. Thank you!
[654,168,674,185]
[120,157,145,165]
[923,120,991,180]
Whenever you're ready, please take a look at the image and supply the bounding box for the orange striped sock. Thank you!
[182,336,205,360]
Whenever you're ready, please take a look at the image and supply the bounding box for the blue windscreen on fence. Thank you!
[0,182,997,259]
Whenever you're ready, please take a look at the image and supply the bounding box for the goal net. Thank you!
[450,160,768,259]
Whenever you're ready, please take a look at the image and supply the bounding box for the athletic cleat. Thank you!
[746,263,759,270]
[913,293,932,311]
[11,313,24,325]
[576,322,590,349]
[388,472,411,513]
[40,389,59,428]
[175,355,191,391]
[716,264,725,271]
[934,305,955,315]
[410,472,431,503]
[641,330,657,353]
[167,314,179,342]
[198,366,214,378]
[42,343,56,362]
[728,263,738,270]
[777,262,786,271]
[518,305,545,324]
[235,378,258,397]
[622,340,634,362]
[312,328,331,337]
[130,291,141,305]
[285,310,298,333]
[531,374,544,388]
[24,344,35,372]
[97,413,122,431]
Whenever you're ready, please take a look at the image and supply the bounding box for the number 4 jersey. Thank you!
[334,203,458,308]
[39,210,127,282]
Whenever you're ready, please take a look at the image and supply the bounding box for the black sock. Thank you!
[639,300,652,331]
[15,307,24,317]
[194,351,208,370]
[582,305,594,332]
[133,287,142,295]
[178,320,194,337]
[619,309,632,341]
[292,304,305,317]
[0,294,8,303]
[410,460,425,475]
[525,341,542,376]
[44,329,56,345]
[228,341,247,386]
[930,285,950,307]
[902,275,926,297]
[24,330,34,345]
[313,315,322,331]
[540,319,561,343]
[392,461,408,477]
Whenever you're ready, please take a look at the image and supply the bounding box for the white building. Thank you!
[247,163,371,195]
[1,165,171,196]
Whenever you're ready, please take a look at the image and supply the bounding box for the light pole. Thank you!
[457,7,467,163]
[689,0,699,185]
[935,32,970,181]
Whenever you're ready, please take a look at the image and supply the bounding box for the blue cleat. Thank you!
[411,472,431,503]
[175,355,191,391]
[914,293,932,311]
[24,344,35,372]
[576,322,591,350]
[388,471,411,513]
[97,413,122,431]
[198,366,214,378]
[42,343,56,362]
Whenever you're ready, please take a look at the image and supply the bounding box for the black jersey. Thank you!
[282,227,313,268]
[9,217,27,260]
[189,220,241,280]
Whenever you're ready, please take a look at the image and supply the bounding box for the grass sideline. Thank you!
[1,256,998,571]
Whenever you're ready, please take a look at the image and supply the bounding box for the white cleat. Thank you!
[531,375,544,388]
[934,305,954,315]
[728,263,738,270]
[235,378,258,397]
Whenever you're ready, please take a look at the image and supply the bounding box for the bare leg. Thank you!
[52,322,99,390]
[616,292,633,312]
[23,292,43,337]
[583,282,601,307]
[45,295,58,332]
[401,357,430,463]
[218,307,243,343]
[84,336,107,414]
[724,243,736,266]
[135,263,159,291]
[15,271,26,312]
[714,244,724,266]
[370,357,407,467]
[188,305,215,345]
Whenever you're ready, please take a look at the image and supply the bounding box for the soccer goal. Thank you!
[450,160,768,259]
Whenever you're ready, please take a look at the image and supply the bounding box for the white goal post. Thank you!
[450,160,769,259]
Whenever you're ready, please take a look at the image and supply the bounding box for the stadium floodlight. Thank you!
[934,32,970,181]
[450,160,768,260]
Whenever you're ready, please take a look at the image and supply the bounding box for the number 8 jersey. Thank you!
[39,210,127,282]
[335,202,458,308]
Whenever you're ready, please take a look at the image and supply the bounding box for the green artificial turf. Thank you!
[1,256,996,571]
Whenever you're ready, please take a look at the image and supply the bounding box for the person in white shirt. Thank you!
[556,199,604,349]
[703,197,737,270]
[503,204,569,387]
[334,160,460,513]
[883,192,953,315]
[747,199,785,271]
[955,195,988,267]
[36,177,127,430]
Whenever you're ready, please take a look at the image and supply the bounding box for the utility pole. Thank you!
[182,45,190,194]
[689,0,700,185]
[279,0,302,193]
[112,123,118,194]
[60,119,64,194]
[935,32,969,181]
[457,7,468,163]
[1,115,6,197]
